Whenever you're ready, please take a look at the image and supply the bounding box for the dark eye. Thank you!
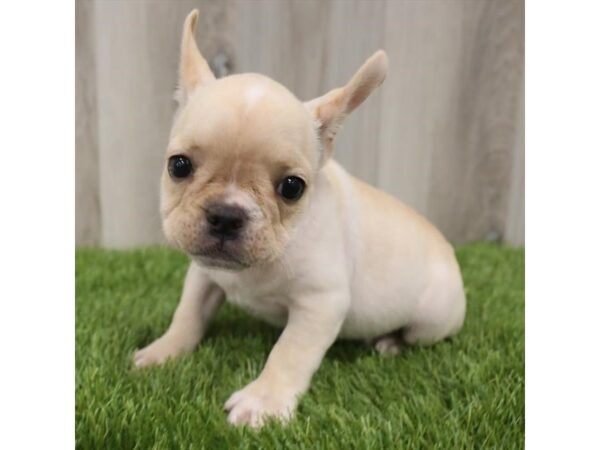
[168,155,193,179]
[277,176,306,201]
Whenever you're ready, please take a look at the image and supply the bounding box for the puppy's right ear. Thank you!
[175,10,216,105]
[305,50,388,164]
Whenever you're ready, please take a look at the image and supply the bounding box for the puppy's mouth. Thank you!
[190,238,250,270]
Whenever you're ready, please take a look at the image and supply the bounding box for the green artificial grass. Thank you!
[76,243,524,449]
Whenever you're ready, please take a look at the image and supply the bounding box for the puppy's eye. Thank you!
[277,176,305,201]
[168,155,193,179]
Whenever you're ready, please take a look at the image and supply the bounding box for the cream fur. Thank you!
[134,10,466,429]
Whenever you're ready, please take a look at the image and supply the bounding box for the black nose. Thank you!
[205,204,247,239]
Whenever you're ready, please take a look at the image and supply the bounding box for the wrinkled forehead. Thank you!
[169,74,318,170]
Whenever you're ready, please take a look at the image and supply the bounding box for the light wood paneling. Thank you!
[424,0,525,243]
[505,78,525,245]
[76,0,524,247]
[378,1,466,222]
[75,0,101,246]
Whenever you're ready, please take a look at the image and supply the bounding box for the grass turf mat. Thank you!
[76,243,524,449]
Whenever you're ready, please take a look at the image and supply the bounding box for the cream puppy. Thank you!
[134,10,466,428]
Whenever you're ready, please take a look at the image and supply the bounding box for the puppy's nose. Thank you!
[205,204,247,239]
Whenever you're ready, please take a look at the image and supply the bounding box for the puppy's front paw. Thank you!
[224,380,297,428]
[133,334,189,368]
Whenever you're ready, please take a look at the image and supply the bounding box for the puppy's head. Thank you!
[161,10,388,270]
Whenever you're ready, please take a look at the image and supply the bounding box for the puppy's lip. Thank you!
[193,255,249,271]
[189,240,250,270]
[192,253,250,271]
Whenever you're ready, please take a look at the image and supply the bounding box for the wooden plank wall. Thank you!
[75,0,101,246]
[76,0,524,247]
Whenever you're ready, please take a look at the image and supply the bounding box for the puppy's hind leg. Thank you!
[134,262,224,368]
[403,283,466,347]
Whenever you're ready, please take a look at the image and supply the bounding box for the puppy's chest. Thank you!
[208,271,288,327]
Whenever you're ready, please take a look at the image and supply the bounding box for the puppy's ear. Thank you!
[175,10,216,105]
[305,50,388,164]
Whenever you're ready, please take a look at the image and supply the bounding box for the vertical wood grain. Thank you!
[505,78,525,246]
[76,0,101,246]
[231,0,331,99]
[76,0,525,247]
[425,0,525,243]
[378,1,466,219]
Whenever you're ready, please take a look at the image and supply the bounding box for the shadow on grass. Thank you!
[210,312,377,365]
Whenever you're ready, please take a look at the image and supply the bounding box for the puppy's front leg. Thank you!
[134,262,223,368]
[225,291,348,428]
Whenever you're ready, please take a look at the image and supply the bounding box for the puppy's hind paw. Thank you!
[372,333,404,356]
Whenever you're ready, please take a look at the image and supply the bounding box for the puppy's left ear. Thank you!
[305,50,388,164]
[175,10,216,105]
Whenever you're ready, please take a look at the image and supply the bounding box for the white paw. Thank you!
[224,380,297,428]
[373,335,404,355]
[133,334,187,368]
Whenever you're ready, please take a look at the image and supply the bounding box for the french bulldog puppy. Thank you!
[134,10,466,428]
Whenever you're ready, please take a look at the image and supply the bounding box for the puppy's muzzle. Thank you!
[205,203,247,240]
